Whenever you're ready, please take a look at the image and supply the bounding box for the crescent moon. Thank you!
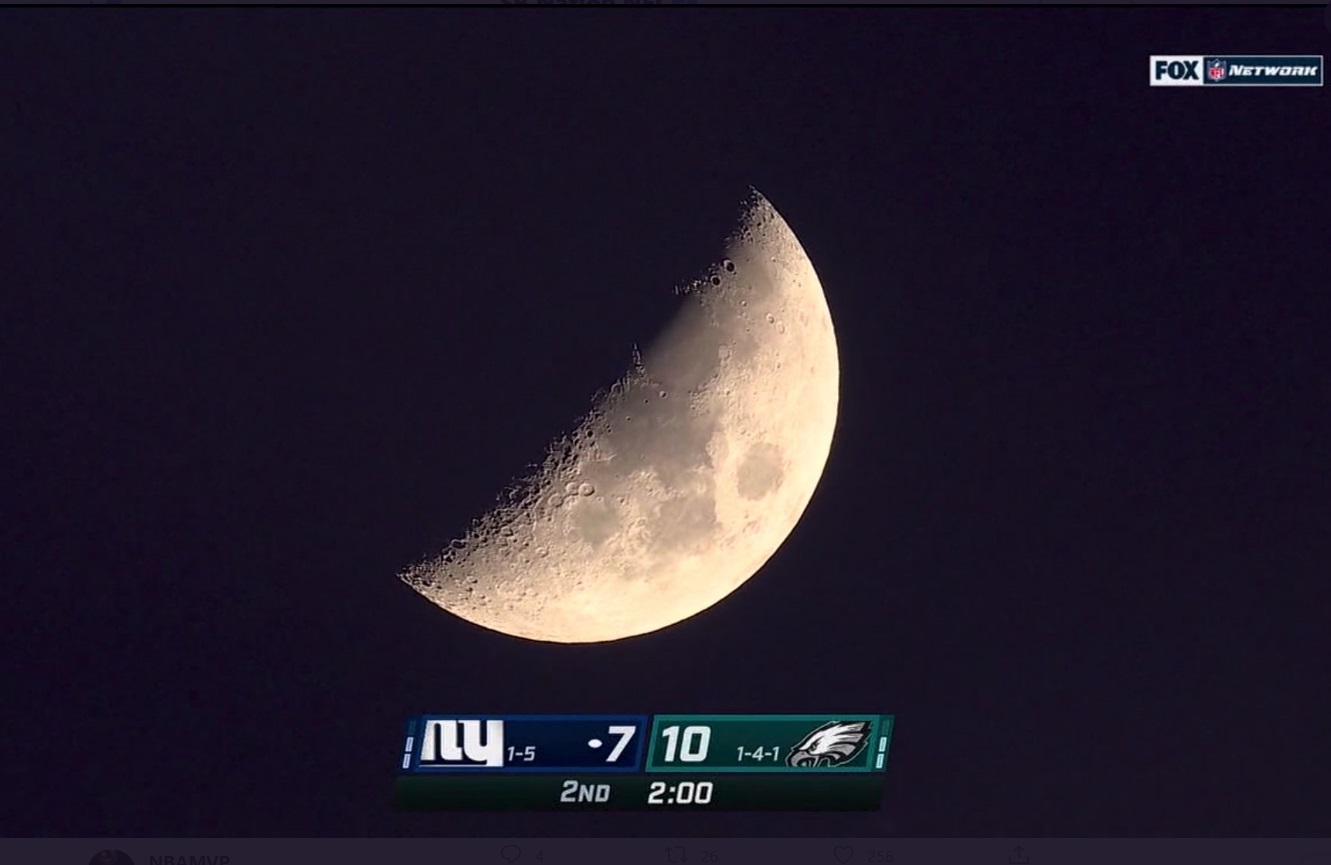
[402,190,839,643]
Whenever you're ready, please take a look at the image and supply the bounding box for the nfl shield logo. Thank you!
[1208,60,1228,81]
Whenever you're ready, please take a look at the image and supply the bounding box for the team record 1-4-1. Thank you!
[392,713,895,810]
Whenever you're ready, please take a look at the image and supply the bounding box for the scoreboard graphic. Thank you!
[394,713,895,811]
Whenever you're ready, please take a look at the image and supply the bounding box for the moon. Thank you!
[401,190,839,643]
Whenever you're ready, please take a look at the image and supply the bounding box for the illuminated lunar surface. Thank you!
[401,190,840,642]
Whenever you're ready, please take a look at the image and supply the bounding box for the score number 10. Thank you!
[659,724,712,762]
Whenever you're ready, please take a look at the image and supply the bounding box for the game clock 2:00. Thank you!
[557,778,714,805]
[648,779,713,805]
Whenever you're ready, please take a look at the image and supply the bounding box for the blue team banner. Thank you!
[401,714,649,773]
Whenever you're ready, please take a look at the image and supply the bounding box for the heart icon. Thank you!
[833,845,853,863]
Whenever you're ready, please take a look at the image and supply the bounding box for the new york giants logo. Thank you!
[419,719,505,767]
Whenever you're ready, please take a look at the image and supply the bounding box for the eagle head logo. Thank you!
[785,720,872,768]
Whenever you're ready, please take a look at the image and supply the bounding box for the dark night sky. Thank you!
[3,6,1329,839]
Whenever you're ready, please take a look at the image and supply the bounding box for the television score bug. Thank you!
[394,713,896,811]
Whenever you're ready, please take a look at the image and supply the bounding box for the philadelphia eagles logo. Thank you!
[784,720,872,768]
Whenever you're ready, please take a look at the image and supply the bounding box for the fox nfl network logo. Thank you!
[1150,55,1324,87]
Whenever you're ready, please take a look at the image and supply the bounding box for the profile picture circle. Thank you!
[89,851,134,865]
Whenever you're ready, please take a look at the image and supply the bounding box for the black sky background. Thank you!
[3,6,1329,839]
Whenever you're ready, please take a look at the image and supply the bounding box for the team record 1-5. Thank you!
[393,713,895,810]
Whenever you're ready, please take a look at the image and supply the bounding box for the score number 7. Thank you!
[605,725,636,762]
